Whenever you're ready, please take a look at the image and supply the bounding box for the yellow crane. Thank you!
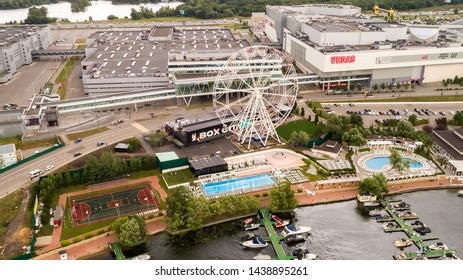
[373,4,396,20]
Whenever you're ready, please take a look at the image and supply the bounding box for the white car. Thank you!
[45,165,54,171]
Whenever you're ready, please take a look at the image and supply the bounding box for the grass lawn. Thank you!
[75,38,86,44]
[55,57,78,99]
[50,184,87,208]
[36,224,53,237]
[0,190,24,237]
[129,169,161,179]
[67,127,110,140]
[0,136,58,151]
[276,119,324,141]
[185,103,213,110]
[300,165,328,182]
[162,168,195,186]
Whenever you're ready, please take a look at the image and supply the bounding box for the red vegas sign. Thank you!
[330,55,356,64]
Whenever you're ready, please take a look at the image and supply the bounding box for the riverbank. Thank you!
[33,177,462,260]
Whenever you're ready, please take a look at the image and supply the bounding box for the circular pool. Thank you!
[365,156,423,171]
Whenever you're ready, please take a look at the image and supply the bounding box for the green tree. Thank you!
[166,186,191,229]
[111,215,147,247]
[289,131,309,147]
[300,107,305,117]
[396,120,415,138]
[24,6,57,24]
[326,115,351,140]
[148,132,166,147]
[64,172,73,186]
[350,113,363,127]
[453,111,463,125]
[358,173,388,197]
[128,138,141,152]
[107,14,118,20]
[373,84,379,91]
[314,114,319,124]
[408,114,418,126]
[130,157,143,172]
[269,181,298,211]
[185,197,211,230]
[389,149,409,172]
[143,155,159,169]
[342,127,366,146]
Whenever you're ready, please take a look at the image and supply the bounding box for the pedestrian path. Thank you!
[131,123,149,133]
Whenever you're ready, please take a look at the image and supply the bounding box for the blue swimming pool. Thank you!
[365,156,423,170]
[203,174,275,196]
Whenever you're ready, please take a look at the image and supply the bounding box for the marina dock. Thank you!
[379,198,457,260]
[259,208,294,260]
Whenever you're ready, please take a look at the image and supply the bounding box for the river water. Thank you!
[0,1,182,23]
[89,189,463,260]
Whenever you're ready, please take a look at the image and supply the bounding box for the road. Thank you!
[0,122,139,199]
[0,105,216,199]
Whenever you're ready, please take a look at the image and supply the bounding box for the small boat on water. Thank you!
[284,234,305,244]
[393,253,408,260]
[241,236,268,249]
[244,224,260,231]
[393,238,413,249]
[293,248,317,260]
[458,190,463,196]
[363,201,380,207]
[382,222,400,230]
[242,217,254,225]
[414,226,432,235]
[429,242,448,251]
[412,256,429,260]
[128,253,150,260]
[369,209,388,217]
[271,214,290,228]
[407,220,426,228]
[281,225,312,237]
[374,213,391,220]
[398,211,417,219]
[240,233,256,242]
[391,201,410,209]
[439,252,460,260]
[253,253,272,260]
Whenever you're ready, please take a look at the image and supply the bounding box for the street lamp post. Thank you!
[93,97,98,129]
[115,203,120,218]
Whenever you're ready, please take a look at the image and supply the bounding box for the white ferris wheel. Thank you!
[213,45,298,149]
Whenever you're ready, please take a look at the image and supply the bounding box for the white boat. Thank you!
[429,242,448,251]
[293,248,317,260]
[369,209,388,217]
[241,236,268,248]
[271,214,290,228]
[244,223,260,231]
[253,253,272,260]
[458,190,463,196]
[281,225,311,237]
[128,253,150,260]
[393,238,413,249]
[363,201,380,207]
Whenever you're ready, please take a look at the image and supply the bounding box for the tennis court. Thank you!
[70,185,159,226]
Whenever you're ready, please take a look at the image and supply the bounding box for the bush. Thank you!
[73,237,81,243]
[148,214,154,219]
[297,188,303,193]
[127,138,141,152]
[84,232,94,239]
[254,194,260,198]
[97,229,105,235]
[262,192,269,197]
[158,211,164,216]
[61,240,71,247]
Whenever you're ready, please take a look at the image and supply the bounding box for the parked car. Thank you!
[74,152,82,157]
[75,138,82,143]
[45,165,54,171]
[97,141,105,146]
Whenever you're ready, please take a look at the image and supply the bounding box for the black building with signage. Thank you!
[165,116,235,147]
[189,154,228,176]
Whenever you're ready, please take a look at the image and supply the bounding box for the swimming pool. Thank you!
[203,174,275,196]
[365,156,423,170]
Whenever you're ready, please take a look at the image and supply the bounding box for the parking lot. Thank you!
[321,102,463,126]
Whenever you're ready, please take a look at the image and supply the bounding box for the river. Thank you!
[0,1,182,24]
[88,189,463,260]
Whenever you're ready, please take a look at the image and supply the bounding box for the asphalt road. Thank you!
[0,122,140,199]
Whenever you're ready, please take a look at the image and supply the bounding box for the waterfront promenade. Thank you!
[33,177,457,260]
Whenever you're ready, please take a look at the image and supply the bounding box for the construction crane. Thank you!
[373,4,396,20]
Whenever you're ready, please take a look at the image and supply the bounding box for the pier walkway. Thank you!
[259,208,294,260]
[378,198,457,260]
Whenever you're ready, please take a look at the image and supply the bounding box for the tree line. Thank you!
[0,0,160,10]
[166,181,298,231]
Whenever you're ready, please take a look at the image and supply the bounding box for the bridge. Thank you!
[31,49,86,58]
